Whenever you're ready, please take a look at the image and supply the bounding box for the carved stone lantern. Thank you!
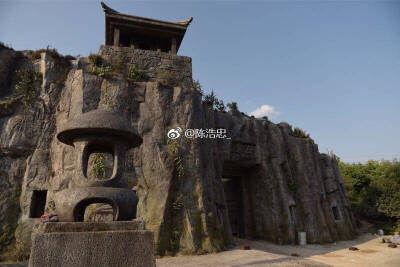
[29,110,155,267]
[54,109,142,222]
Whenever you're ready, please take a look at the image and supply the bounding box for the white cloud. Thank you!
[249,104,279,118]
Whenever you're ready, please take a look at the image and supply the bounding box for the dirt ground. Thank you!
[1,233,399,267]
[157,233,400,267]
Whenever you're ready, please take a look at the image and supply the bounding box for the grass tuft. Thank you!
[291,127,310,139]
[128,65,147,82]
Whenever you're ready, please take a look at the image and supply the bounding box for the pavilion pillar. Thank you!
[113,28,120,46]
[170,38,177,55]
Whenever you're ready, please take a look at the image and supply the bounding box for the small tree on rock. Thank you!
[227,102,238,111]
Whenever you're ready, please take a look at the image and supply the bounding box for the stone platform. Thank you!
[29,220,155,267]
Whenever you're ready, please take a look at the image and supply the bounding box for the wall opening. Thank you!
[332,206,341,221]
[83,203,114,222]
[87,152,114,180]
[29,190,47,218]
[74,198,117,222]
[222,176,245,237]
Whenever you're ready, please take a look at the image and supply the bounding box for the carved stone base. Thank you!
[29,221,155,267]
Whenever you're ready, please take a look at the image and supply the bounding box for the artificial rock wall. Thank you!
[0,44,357,258]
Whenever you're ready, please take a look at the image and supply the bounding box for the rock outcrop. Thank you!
[0,44,357,260]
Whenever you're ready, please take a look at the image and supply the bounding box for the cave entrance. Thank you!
[222,176,245,238]
[29,190,47,218]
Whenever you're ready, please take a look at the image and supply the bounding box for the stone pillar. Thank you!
[170,38,177,54]
[113,28,120,47]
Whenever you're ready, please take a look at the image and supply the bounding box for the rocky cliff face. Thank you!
[0,44,357,259]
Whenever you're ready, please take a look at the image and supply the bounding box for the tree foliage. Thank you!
[192,79,203,95]
[13,68,42,107]
[340,159,400,229]
[291,127,310,139]
[203,90,226,111]
[377,181,400,221]
[227,102,238,111]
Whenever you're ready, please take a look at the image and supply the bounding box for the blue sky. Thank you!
[1,0,399,163]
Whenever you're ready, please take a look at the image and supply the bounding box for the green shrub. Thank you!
[92,153,106,179]
[227,102,238,111]
[128,65,147,81]
[395,222,400,233]
[88,53,103,66]
[87,54,114,78]
[167,139,184,178]
[377,180,400,221]
[202,91,226,111]
[215,99,226,112]
[14,68,42,107]
[46,200,56,213]
[340,159,400,226]
[31,47,62,61]
[203,91,216,107]
[44,48,61,59]
[31,51,42,60]
[192,79,203,95]
[291,127,310,139]
[88,65,112,78]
